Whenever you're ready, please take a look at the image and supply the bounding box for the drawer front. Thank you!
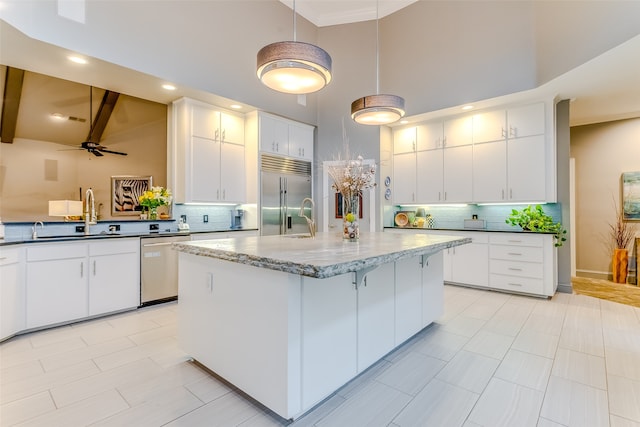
[490,259,543,279]
[490,273,544,295]
[489,233,543,247]
[27,243,87,261]
[490,245,543,263]
[0,247,21,265]
[89,238,139,256]
[423,230,489,244]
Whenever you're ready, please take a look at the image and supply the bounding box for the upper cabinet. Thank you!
[259,112,314,161]
[392,100,555,205]
[171,97,246,204]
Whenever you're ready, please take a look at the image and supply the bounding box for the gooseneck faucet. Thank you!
[32,221,44,239]
[299,197,316,238]
[84,188,97,235]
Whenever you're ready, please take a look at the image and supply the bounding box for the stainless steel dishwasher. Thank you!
[140,234,191,306]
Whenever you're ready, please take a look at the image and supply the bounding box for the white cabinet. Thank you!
[88,239,139,316]
[441,232,489,287]
[172,97,246,204]
[443,145,473,203]
[472,102,546,202]
[357,263,395,371]
[422,251,444,327]
[395,257,425,344]
[289,123,314,161]
[26,242,88,329]
[489,232,557,297]
[393,116,473,204]
[25,239,140,330]
[259,112,314,161]
[1,246,25,341]
[190,230,258,241]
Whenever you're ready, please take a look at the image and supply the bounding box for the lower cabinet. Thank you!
[25,238,140,330]
[88,240,140,316]
[1,246,26,341]
[26,243,88,329]
[386,228,557,297]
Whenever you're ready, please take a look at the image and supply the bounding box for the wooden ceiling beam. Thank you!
[86,89,120,143]
[1,67,25,144]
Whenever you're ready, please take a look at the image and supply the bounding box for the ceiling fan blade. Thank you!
[91,150,104,157]
[99,149,128,156]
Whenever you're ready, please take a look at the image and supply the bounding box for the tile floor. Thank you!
[2,285,640,426]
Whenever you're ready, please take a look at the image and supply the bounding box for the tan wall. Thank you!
[571,118,640,279]
[0,118,167,222]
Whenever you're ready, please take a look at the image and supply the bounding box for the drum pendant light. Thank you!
[257,0,332,94]
[351,0,405,125]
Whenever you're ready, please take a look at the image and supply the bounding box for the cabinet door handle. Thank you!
[444,192,447,200]
[217,189,220,199]
[508,252,522,256]
[80,261,83,278]
[222,129,226,141]
[215,129,220,141]
[502,189,505,200]
[438,191,441,201]
[502,127,506,138]
[509,188,513,199]
[222,189,226,200]
[443,136,447,147]
[508,282,523,287]
[508,267,523,271]
[272,141,275,151]
[508,240,522,243]
[93,260,96,276]
[510,126,517,137]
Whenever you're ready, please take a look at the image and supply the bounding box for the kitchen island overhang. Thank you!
[174,232,470,420]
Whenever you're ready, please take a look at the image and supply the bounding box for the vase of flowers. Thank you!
[138,186,172,220]
[328,155,376,241]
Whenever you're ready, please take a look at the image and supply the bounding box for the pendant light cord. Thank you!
[375,0,380,95]
[293,0,297,42]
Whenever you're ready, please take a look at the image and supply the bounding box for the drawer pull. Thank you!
[507,240,522,243]
[508,283,523,287]
[508,267,523,271]
[507,252,522,256]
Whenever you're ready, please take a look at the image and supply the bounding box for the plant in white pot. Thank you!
[609,203,636,284]
[505,204,567,247]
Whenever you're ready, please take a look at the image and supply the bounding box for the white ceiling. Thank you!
[279,0,418,27]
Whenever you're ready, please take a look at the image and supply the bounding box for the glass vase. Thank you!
[342,193,360,241]
[149,207,158,220]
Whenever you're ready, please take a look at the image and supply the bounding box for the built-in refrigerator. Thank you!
[260,154,312,236]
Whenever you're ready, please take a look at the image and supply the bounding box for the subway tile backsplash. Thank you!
[393,203,563,231]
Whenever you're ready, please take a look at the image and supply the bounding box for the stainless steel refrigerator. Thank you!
[260,154,312,236]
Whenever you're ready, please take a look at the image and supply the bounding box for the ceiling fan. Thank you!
[78,86,127,156]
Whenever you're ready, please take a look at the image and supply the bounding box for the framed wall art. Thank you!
[622,172,640,220]
[111,175,152,216]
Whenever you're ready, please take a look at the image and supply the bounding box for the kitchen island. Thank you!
[174,232,469,420]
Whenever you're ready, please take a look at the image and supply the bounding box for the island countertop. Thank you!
[173,231,470,279]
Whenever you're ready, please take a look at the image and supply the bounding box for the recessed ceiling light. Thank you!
[162,84,176,91]
[50,113,66,120]
[462,105,474,110]
[68,56,87,64]
[230,104,242,110]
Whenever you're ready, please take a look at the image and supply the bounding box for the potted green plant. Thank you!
[505,205,567,247]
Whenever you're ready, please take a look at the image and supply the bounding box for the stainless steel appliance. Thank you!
[140,234,191,305]
[260,154,312,236]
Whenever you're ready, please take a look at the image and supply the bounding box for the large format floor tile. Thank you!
[2,285,640,426]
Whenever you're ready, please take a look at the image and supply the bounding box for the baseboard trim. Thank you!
[557,283,573,294]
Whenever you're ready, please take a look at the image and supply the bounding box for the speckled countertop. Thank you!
[173,231,471,279]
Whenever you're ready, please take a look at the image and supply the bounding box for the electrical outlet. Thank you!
[203,215,208,223]
[108,224,120,232]
[75,225,85,233]
[180,215,187,223]
[149,223,159,231]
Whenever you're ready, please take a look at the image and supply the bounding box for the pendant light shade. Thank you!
[351,94,405,125]
[257,0,332,94]
[257,41,332,94]
[351,0,405,125]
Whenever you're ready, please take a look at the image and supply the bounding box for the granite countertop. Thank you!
[384,226,556,234]
[174,231,470,279]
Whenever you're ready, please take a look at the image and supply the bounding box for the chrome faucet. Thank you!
[32,221,44,239]
[84,188,97,235]
[299,197,316,238]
